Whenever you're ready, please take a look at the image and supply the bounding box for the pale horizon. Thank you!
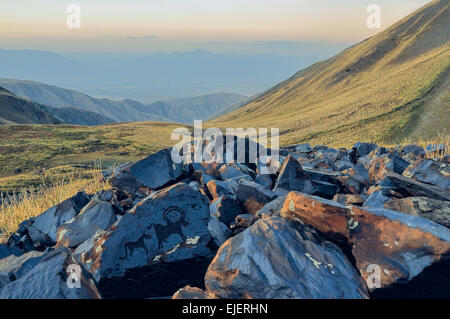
[0,0,431,53]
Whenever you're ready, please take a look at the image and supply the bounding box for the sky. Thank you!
[0,0,431,53]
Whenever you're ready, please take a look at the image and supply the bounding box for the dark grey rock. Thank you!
[0,244,22,260]
[209,196,242,226]
[273,156,313,194]
[19,192,91,249]
[403,158,450,191]
[110,148,184,193]
[206,180,236,200]
[0,250,44,288]
[204,217,369,299]
[236,180,277,215]
[255,195,287,218]
[0,247,101,299]
[76,182,214,299]
[56,200,117,248]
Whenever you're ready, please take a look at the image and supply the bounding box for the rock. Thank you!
[403,158,450,191]
[304,156,338,171]
[338,164,370,194]
[333,194,367,206]
[218,164,253,181]
[209,196,242,226]
[385,172,450,201]
[350,142,378,162]
[294,143,313,153]
[282,192,450,292]
[206,180,235,200]
[273,156,313,194]
[56,200,117,249]
[0,247,101,299]
[0,244,22,260]
[369,154,410,185]
[204,217,369,299]
[229,214,259,234]
[110,148,184,194]
[255,174,273,189]
[236,180,277,215]
[401,144,425,157]
[255,195,287,218]
[384,197,450,227]
[19,192,91,249]
[0,251,44,288]
[76,182,214,299]
[172,286,216,299]
[208,217,232,247]
[362,190,392,208]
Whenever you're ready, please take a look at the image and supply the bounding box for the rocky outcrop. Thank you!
[110,148,184,193]
[0,248,101,299]
[75,182,214,299]
[282,192,450,294]
[56,200,117,248]
[7,192,91,250]
[1,140,449,299]
[384,197,450,227]
[203,217,369,299]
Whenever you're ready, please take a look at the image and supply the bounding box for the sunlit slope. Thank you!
[209,0,450,147]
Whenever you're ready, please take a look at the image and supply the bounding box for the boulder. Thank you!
[0,247,101,299]
[350,142,378,162]
[384,197,450,228]
[76,182,214,299]
[236,180,277,215]
[208,217,232,247]
[56,200,117,249]
[110,148,184,194]
[282,192,450,292]
[218,164,253,181]
[204,217,369,299]
[273,156,313,194]
[209,196,242,226]
[294,143,313,153]
[12,192,91,249]
[229,214,259,234]
[333,194,367,206]
[255,195,287,218]
[304,156,338,172]
[0,244,22,260]
[255,174,274,189]
[400,144,425,157]
[403,158,450,191]
[385,172,450,201]
[0,250,44,288]
[206,180,235,200]
[369,154,409,185]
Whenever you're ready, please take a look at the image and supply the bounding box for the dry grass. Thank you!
[421,129,449,158]
[0,164,109,243]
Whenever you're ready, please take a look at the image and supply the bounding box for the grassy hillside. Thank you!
[209,0,450,147]
[0,122,183,191]
[0,87,62,125]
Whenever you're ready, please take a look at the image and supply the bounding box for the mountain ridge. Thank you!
[209,0,450,146]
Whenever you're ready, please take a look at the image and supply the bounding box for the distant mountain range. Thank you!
[0,48,347,102]
[210,0,450,146]
[0,87,61,125]
[0,78,249,125]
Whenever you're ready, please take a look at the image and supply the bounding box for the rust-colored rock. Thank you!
[281,191,450,291]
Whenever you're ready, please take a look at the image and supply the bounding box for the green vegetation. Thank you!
[0,122,185,192]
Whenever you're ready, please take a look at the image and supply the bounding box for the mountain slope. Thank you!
[144,93,249,124]
[0,79,153,123]
[39,105,116,126]
[0,87,62,125]
[0,78,248,124]
[209,0,450,146]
